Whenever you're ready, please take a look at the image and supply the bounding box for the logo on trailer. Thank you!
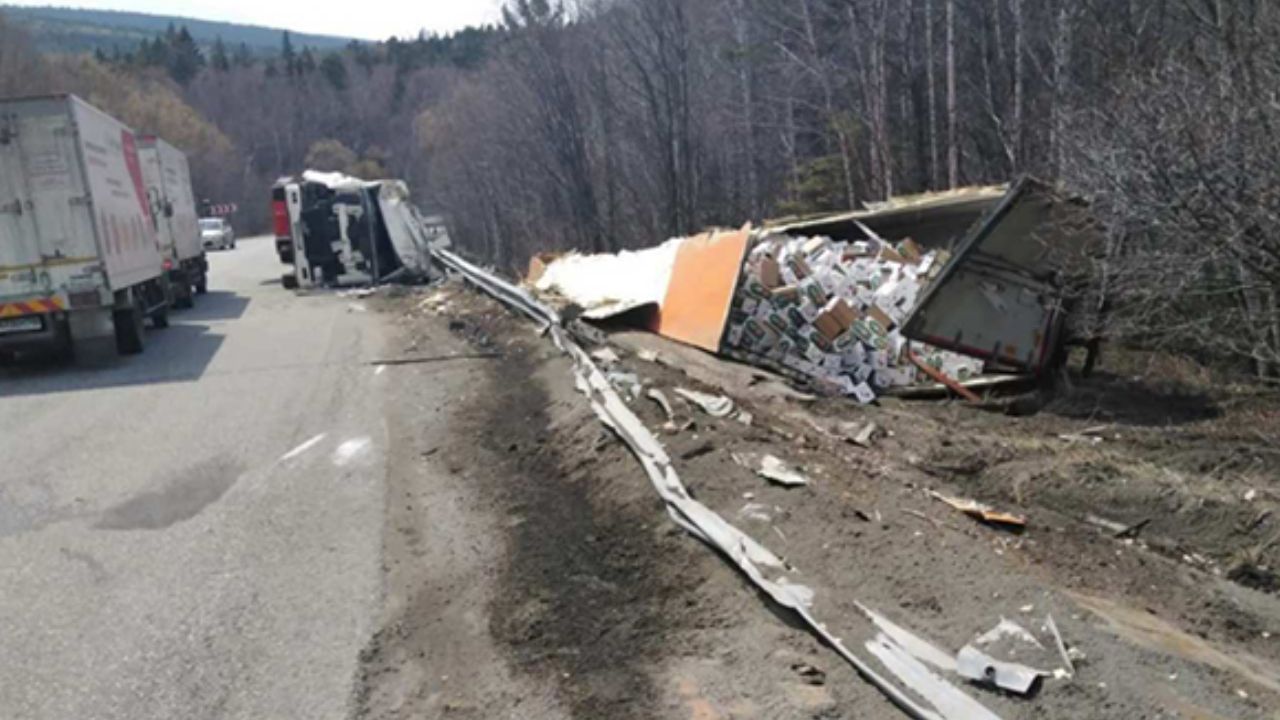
[121,131,152,223]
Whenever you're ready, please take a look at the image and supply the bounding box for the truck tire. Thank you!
[151,304,170,329]
[173,276,195,309]
[195,274,208,295]
[282,273,299,290]
[113,297,145,355]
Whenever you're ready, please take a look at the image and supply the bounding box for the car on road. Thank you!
[200,218,236,250]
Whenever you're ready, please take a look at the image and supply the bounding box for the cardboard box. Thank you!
[812,298,857,343]
[867,305,895,333]
[897,238,923,264]
[742,277,771,300]
[765,312,791,337]
[771,285,801,307]
[787,255,812,281]
[758,256,782,289]
[798,277,829,307]
[850,381,877,405]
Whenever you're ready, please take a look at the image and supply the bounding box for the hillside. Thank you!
[0,5,357,55]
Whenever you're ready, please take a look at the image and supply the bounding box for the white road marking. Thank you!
[281,433,326,462]
[332,437,372,466]
[374,365,386,376]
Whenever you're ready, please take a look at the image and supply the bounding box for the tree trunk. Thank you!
[925,0,940,189]
[1012,0,1024,172]
[1048,0,1070,176]
[946,0,959,188]
[731,0,761,219]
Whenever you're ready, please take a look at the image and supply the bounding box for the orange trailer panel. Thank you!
[652,228,751,352]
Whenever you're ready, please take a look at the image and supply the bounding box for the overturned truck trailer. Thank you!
[272,171,439,289]
[530,177,1091,400]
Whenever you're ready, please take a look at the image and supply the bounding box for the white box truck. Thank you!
[138,134,207,307]
[0,94,171,359]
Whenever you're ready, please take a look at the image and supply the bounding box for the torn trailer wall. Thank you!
[530,179,1073,402]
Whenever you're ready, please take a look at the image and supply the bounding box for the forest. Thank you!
[1,1,1278,379]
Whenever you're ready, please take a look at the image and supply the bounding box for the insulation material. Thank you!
[533,237,682,317]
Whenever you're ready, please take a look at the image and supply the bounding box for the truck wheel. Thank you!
[282,273,299,290]
[195,274,208,295]
[174,278,195,309]
[113,297,145,355]
[151,305,170,329]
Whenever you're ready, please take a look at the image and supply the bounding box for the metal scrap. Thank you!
[929,490,1026,530]
[956,645,1044,695]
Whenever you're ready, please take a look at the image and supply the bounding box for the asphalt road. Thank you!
[0,236,391,719]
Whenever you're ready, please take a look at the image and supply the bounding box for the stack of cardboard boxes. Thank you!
[723,232,985,403]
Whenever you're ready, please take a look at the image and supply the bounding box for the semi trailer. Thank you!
[0,94,171,359]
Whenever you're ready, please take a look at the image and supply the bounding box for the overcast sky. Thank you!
[5,1,505,39]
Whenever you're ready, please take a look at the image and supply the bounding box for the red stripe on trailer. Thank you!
[121,131,152,223]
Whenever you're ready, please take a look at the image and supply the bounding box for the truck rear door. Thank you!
[902,178,1086,374]
[0,99,96,314]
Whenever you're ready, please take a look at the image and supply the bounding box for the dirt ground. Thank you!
[355,279,1280,719]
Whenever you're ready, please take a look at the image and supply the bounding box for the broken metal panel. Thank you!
[956,645,1044,695]
[376,181,436,279]
[768,185,1008,249]
[903,178,1082,374]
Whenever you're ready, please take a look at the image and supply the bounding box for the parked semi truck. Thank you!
[0,94,171,359]
[139,134,207,308]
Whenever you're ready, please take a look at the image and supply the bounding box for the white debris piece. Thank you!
[590,347,621,365]
[758,454,810,487]
[606,372,643,401]
[956,645,1045,695]
[673,387,735,418]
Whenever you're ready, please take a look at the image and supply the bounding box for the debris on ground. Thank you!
[739,503,774,523]
[755,454,811,487]
[673,387,735,418]
[1084,513,1150,539]
[955,645,1044,695]
[590,347,621,366]
[929,490,1027,530]
[644,388,679,432]
[790,662,828,686]
[606,372,643,401]
[957,615,1081,693]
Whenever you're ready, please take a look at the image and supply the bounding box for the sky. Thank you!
[5,0,505,40]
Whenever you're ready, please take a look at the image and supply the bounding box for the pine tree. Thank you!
[298,47,317,74]
[211,37,231,72]
[234,42,253,68]
[320,53,347,90]
[168,26,204,85]
[281,31,297,76]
